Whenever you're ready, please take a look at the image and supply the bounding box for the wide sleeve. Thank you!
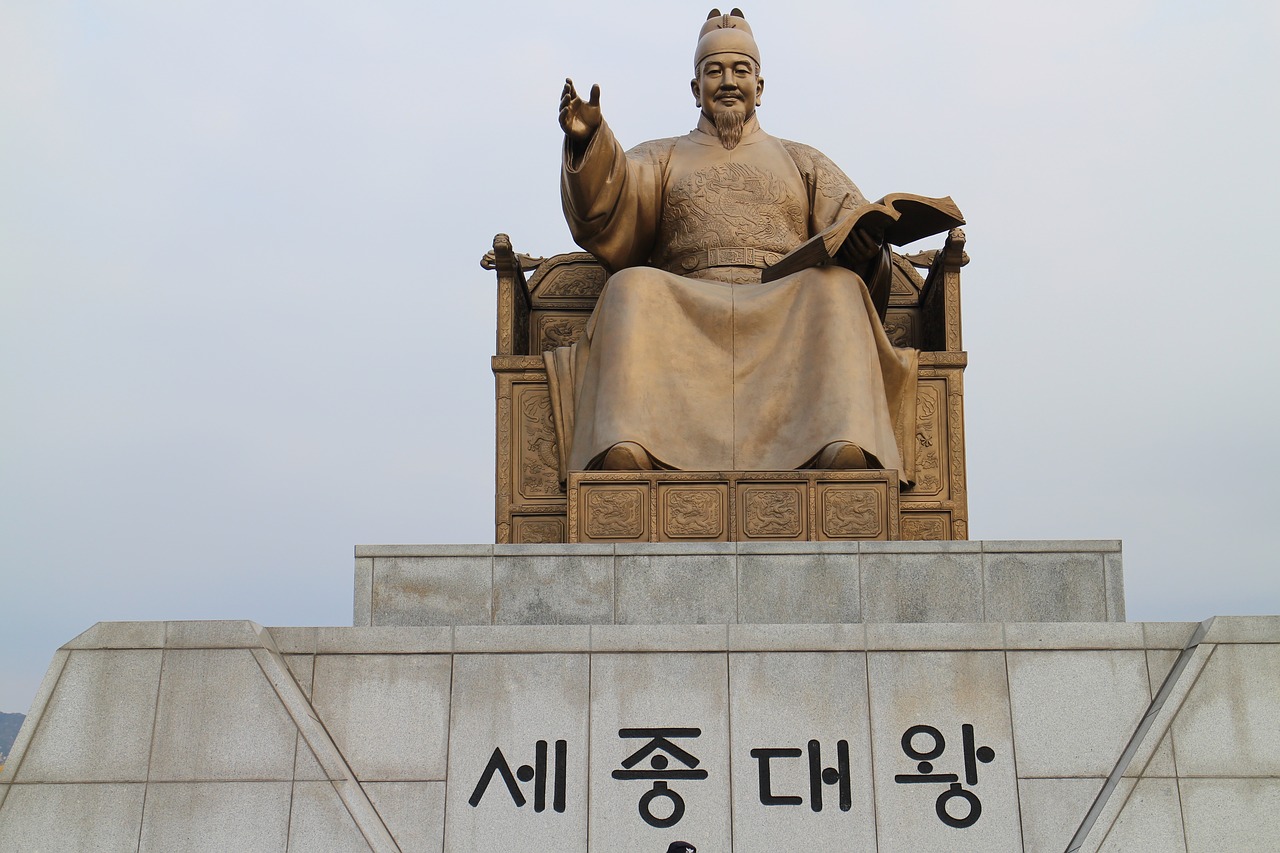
[780,140,867,231]
[784,140,893,320]
[560,121,667,273]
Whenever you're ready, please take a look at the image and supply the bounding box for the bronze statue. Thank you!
[546,9,949,483]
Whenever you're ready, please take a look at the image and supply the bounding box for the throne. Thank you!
[485,230,970,543]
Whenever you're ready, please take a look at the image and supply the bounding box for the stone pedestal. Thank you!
[2,542,1276,852]
[2,615,1279,852]
[354,541,1127,628]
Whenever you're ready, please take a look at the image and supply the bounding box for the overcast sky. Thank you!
[2,0,1277,713]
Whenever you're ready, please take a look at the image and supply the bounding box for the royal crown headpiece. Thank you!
[694,8,760,69]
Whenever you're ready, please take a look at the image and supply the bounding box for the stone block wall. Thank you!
[355,541,1126,628]
[2,616,1278,852]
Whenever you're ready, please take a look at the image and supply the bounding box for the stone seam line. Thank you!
[253,624,404,853]
[0,648,72,812]
[1064,617,1215,853]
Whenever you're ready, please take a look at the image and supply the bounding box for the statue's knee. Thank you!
[600,267,655,307]
[607,267,648,291]
[809,265,861,295]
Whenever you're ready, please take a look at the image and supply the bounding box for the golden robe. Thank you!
[547,115,917,481]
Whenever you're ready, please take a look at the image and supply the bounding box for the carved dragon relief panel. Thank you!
[568,472,905,541]
[513,383,563,502]
[883,309,919,349]
[658,485,726,540]
[583,487,647,540]
[532,263,607,302]
[909,380,946,498]
[739,484,805,539]
[533,312,590,351]
[900,513,951,541]
[514,516,566,544]
[819,486,883,539]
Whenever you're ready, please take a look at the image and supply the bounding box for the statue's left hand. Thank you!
[844,227,884,266]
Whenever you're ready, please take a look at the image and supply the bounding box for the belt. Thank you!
[670,247,784,274]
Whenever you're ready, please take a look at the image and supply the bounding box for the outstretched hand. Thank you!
[559,78,602,144]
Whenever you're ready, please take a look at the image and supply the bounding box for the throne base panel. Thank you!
[568,470,901,543]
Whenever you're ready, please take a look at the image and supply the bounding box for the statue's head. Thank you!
[691,8,763,150]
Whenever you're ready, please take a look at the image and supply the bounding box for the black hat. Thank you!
[666,844,697,853]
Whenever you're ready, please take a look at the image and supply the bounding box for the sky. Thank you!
[2,0,1278,713]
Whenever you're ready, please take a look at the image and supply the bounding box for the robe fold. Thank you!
[547,115,917,482]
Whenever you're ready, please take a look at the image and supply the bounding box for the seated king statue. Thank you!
[545,9,924,484]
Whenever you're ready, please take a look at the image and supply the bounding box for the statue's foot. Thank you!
[810,441,869,470]
[599,441,655,471]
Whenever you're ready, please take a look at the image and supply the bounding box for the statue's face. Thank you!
[692,52,763,123]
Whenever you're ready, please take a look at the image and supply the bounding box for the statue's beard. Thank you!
[713,109,745,150]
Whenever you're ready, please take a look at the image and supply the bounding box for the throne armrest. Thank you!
[481,233,543,356]
[919,228,968,353]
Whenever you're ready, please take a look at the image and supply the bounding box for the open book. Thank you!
[761,193,964,283]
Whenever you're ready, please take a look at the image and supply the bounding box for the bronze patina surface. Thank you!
[546,9,937,482]
[486,9,970,543]
[488,233,968,543]
[568,470,901,543]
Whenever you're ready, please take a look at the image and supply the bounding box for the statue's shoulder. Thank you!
[778,138,843,178]
[779,138,862,200]
[625,136,680,165]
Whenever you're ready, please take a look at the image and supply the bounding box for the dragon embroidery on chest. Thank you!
[658,162,808,259]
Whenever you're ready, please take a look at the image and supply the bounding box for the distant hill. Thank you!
[0,712,26,763]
